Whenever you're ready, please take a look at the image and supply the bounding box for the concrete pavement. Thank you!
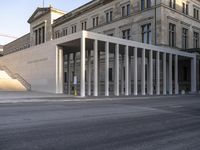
[0,95,200,150]
[0,91,199,104]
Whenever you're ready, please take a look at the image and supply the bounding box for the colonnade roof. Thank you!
[55,31,196,59]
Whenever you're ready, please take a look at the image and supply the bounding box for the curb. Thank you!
[0,94,198,104]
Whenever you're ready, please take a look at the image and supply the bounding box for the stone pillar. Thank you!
[163,53,167,95]
[121,54,125,95]
[57,47,64,94]
[98,51,101,95]
[125,45,129,96]
[67,54,71,95]
[80,36,86,97]
[114,44,119,96]
[175,55,179,94]
[148,50,153,95]
[141,48,146,95]
[134,47,138,96]
[87,50,92,96]
[169,54,173,95]
[129,54,132,95]
[73,53,76,76]
[94,40,98,96]
[197,59,200,91]
[156,51,160,95]
[191,56,197,93]
[105,42,109,96]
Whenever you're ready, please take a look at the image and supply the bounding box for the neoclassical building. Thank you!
[0,45,3,57]
[0,0,200,96]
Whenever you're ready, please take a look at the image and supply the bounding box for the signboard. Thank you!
[73,76,77,85]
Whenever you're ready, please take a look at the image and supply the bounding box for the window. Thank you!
[63,28,68,36]
[122,4,130,17]
[108,33,114,36]
[127,4,130,16]
[183,67,188,81]
[182,28,188,50]
[194,8,199,20]
[109,68,113,81]
[141,0,145,10]
[106,11,113,23]
[93,16,99,27]
[35,30,38,45]
[122,29,131,40]
[142,24,151,44]
[170,0,176,9]
[34,26,45,45]
[183,2,189,15]
[169,23,176,47]
[38,28,41,44]
[81,21,87,30]
[72,25,76,33]
[193,32,199,48]
[55,31,60,39]
[141,0,151,11]
[42,26,45,43]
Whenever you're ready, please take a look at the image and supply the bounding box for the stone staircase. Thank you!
[0,66,31,91]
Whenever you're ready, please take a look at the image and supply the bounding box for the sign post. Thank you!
[73,76,77,96]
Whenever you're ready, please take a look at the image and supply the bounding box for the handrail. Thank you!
[0,66,31,91]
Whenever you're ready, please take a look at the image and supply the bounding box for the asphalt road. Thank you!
[1,95,200,150]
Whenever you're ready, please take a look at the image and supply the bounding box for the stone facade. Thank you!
[53,0,200,51]
[3,34,30,55]
[3,0,200,54]
[0,45,3,56]
[28,7,65,46]
[3,7,65,55]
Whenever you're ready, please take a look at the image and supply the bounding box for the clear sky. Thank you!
[0,0,91,45]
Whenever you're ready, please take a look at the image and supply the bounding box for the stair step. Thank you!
[0,70,12,79]
[0,79,26,91]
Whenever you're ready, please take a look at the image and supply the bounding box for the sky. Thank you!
[0,0,91,45]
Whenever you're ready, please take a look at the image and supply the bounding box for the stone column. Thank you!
[67,54,71,95]
[80,36,86,97]
[121,54,125,95]
[87,50,92,96]
[129,54,132,95]
[141,48,146,95]
[73,53,76,77]
[156,51,160,95]
[98,50,101,95]
[191,56,197,93]
[134,47,138,96]
[175,55,179,94]
[105,42,109,96]
[149,50,153,95]
[163,53,167,95]
[114,44,119,96]
[125,45,129,96]
[94,40,98,96]
[197,59,200,91]
[57,47,64,94]
[169,54,173,95]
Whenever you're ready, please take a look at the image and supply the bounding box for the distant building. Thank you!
[0,0,199,96]
[0,45,3,56]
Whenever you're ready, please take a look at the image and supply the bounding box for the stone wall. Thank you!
[3,34,30,55]
[0,40,57,93]
[53,0,200,50]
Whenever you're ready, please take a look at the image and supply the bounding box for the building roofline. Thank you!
[4,33,30,47]
[53,0,113,27]
[28,7,66,23]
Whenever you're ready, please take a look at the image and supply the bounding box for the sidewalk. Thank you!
[0,91,199,104]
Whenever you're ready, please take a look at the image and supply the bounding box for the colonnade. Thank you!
[78,38,197,97]
[56,32,197,97]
